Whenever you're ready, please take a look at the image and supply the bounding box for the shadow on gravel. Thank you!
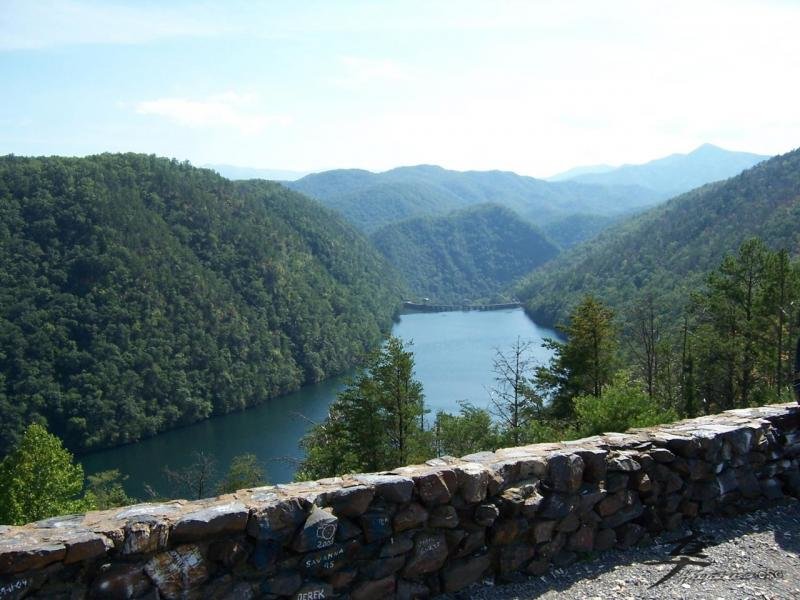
[448,499,800,599]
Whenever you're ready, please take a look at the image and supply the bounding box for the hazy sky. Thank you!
[1,0,799,177]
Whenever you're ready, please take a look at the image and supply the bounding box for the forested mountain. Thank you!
[288,165,660,235]
[372,204,559,304]
[518,147,800,328]
[559,144,769,198]
[0,154,403,456]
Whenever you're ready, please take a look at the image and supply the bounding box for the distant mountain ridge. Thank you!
[552,144,769,198]
[372,204,559,304]
[288,165,660,234]
[517,146,800,328]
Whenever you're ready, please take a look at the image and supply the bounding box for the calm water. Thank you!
[80,308,557,497]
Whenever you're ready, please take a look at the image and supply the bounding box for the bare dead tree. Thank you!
[163,451,218,499]
[488,337,542,445]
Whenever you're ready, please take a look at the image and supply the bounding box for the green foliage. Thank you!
[690,239,800,411]
[297,337,426,479]
[84,469,135,510]
[0,423,92,525]
[432,403,500,457]
[0,154,403,455]
[573,372,677,437]
[536,296,618,417]
[518,147,800,330]
[216,454,268,494]
[372,204,559,303]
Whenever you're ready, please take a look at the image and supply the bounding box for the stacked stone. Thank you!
[0,404,798,599]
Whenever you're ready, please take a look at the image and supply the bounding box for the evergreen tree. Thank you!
[537,295,618,417]
[297,337,425,479]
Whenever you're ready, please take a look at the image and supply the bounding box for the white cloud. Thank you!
[135,93,290,135]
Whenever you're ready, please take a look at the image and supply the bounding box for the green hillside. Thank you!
[0,154,403,455]
[518,147,800,328]
[372,204,559,304]
[289,165,659,235]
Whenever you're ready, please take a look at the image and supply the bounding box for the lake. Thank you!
[80,308,558,497]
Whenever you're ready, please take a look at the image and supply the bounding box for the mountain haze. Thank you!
[561,144,769,198]
[517,147,800,328]
[288,165,660,235]
[372,204,559,304]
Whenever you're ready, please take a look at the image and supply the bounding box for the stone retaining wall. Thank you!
[1,404,799,599]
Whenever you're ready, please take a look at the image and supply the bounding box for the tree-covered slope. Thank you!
[564,144,769,198]
[0,154,403,455]
[288,165,660,234]
[372,204,559,304]
[517,147,800,327]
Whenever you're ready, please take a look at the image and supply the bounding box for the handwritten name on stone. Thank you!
[0,578,29,599]
[296,589,325,600]
[303,546,344,570]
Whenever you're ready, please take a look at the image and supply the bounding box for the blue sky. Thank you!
[1,0,799,177]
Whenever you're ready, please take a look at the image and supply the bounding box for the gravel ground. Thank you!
[447,499,800,600]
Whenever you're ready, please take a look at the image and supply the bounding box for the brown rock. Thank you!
[455,464,489,503]
[393,503,428,532]
[318,486,375,518]
[355,475,414,503]
[144,544,209,600]
[402,532,448,577]
[63,532,113,564]
[489,517,529,545]
[91,563,152,599]
[246,497,310,542]
[414,471,455,505]
[498,543,535,574]
[594,528,616,550]
[260,572,302,596]
[473,503,499,527]
[532,520,557,544]
[171,501,249,543]
[121,518,170,555]
[352,575,396,600]
[567,525,595,552]
[548,453,584,493]
[396,578,431,600]
[429,505,458,529]
[0,538,66,576]
[442,553,491,592]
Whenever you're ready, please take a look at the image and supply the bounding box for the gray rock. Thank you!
[393,502,428,532]
[402,532,448,577]
[171,501,249,543]
[356,475,414,503]
[442,552,492,592]
[292,506,338,552]
[429,505,459,528]
[548,453,585,493]
[474,503,500,527]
